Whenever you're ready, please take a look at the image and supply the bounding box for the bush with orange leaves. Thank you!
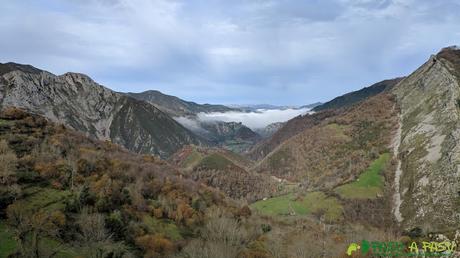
[135,234,175,257]
[0,107,29,120]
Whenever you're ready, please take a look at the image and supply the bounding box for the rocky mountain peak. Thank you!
[0,62,43,76]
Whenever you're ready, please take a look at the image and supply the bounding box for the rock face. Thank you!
[254,122,285,138]
[0,63,204,158]
[199,121,261,143]
[392,47,460,232]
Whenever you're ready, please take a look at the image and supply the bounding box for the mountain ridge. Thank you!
[127,90,236,117]
[0,62,205,158]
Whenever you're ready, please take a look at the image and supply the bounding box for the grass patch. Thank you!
[0,220,79,258]
[251,192,343,222]
[181,149,203,169]
[143,216,183,241]
[17,187,71,212]
[335,153,390,199]
[0,221,16,258]
[196,153,233,170]
[40,237,80,258]
[0,119,14,126]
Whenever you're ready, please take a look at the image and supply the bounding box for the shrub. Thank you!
[135,234,175,256]
[0,107,28,120]
[0,140,18,185]
[261,224,272,233]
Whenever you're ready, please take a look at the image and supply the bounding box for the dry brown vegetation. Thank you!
[254,93,398,190]
[0,107,270,257]
[170,146,279,202]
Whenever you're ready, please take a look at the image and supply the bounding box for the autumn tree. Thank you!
[76,207,133,258]
[0,140,20,212]
[7,203,65,258]
[0,140,17,185]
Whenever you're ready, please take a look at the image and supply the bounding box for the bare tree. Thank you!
[77,207,132,258]
[7,204,65,258]
[0,140,17,185]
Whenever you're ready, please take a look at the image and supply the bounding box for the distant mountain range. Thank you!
[229,102,322,112]
[127,90,236,117]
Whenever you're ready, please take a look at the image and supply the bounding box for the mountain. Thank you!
[248,109,339,160]
[249,46,460,236]
[228,104,289,111]
[392,46,460,232]
[0,62,204,158]
[299,102,322,109]
[126,90,236,117]
[169,145,279,201]
[254,122,285,138]
[253,93,397,187]
[248,78,402,160]
[0,107,265,257]
[312,77,403,111]
[197,121,261,152]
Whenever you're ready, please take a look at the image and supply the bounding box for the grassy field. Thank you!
[143,216,183,241]
[251,192,343,222]
[17,187,71,212]
[335,153,390,199]
[196,153,233,170]
[181,148,204,169]
[0,221,16,258]
[1,187,80,258]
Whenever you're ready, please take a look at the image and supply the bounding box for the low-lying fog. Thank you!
[175,108,311,131]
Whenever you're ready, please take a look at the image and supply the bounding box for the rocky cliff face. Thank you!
[392,47,460,232]
[0,63,204,158]
[254,122,284,138]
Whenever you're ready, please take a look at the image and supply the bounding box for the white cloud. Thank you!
[196,108,311,130]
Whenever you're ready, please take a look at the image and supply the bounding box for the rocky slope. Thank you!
[199,121,261,152]
[126,90,235,117]
[0,62,204,158]
[392,46,460,232]
[254,122,285,138]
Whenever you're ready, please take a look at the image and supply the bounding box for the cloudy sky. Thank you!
[1,0,460,105]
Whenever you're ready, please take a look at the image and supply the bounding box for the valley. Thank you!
[1,48,460,257]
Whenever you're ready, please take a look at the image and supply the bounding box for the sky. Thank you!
[1,0,460,105]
